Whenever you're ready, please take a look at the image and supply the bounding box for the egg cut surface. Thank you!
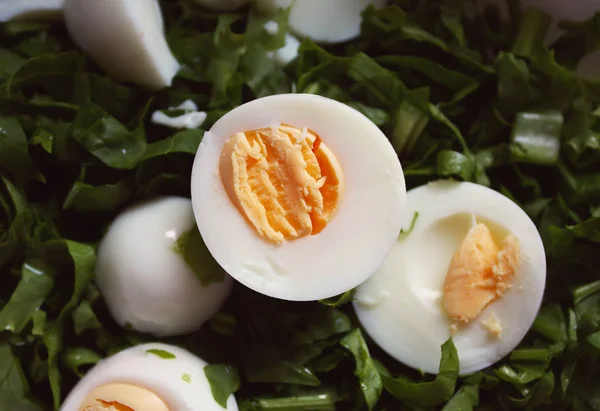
[63,0,180,89]
[191,93,406,301]
[60,343,238,411]
[95,197,232,337]
[353,180,546,375]
[255,0,388,44]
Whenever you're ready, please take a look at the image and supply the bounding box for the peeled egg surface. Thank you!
[63,0,179,89]
[191,94,406,301]
[60,343,238,411]
[354,180,546,375]
[95,197,232,337]
[0,0,63,22]
[255,0,388,43]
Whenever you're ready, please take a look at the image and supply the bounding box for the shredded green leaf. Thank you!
[146,349,177,360]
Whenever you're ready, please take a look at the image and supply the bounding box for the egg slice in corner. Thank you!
[353,180,546,375]
[63,0,179,89]
[191,93,406,301]
[60,343,238,411]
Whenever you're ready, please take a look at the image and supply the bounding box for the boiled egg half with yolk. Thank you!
[60,343,237,410]
[191,94,406,301]
[354,180,546,374]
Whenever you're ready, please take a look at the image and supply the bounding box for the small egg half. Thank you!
[191,94,406,301]
[60,343,238,411]
[96,197,232,337]
[354,180,546,375]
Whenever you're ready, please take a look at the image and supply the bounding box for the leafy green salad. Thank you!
[1,0,600,409]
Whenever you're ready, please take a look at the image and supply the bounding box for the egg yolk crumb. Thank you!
[219,124,344,244]
[79,383,169,411]
[443,222,520,323]
[483,312,503,337]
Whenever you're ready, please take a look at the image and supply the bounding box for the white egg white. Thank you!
[63,0,179,89]
[354,180,546,375]
[191,93,406,301]
[255,0,388,44]
[96,197,232,337]
[0,0,63,22]
[60,343,238,411]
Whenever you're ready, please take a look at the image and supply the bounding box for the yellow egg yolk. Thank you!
[79,383,170,411]
[443,222,520,323]
[219,123,344,244]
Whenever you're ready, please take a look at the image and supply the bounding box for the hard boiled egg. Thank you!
[354,180,546,375]
[96,197,232,337]
[255,0,388,44]
[0,0,63,22]
[63,0,180,89]
[191,94,406,301]
[60,343,238,411]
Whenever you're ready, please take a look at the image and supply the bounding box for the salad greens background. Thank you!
[0,0,599,409]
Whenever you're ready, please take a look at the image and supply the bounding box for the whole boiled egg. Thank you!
[354,180,546,375]
[255,0,388,44]
[60,343,238,411]
[191,94,406,301]
[63,0,179,89]
[96,197,232,337]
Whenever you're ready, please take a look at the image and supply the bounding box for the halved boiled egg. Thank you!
[60,343,237,410]
[354,180,546,375]
[191,94,406,301]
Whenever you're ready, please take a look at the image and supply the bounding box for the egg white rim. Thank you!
[353,179,547,375]
[190,93,406,301]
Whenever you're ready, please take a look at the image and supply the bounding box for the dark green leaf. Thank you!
[436,150,476,181]
[0,261,53,334]
[382,339,459,406]
[172,226,225,286]
[340,329,382,410]
[0,344,43,411]
[71,103,146,169]
[204,364,240,409]
[63,347,102,378]
[63,177,132,213]
[0,117,39,182]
